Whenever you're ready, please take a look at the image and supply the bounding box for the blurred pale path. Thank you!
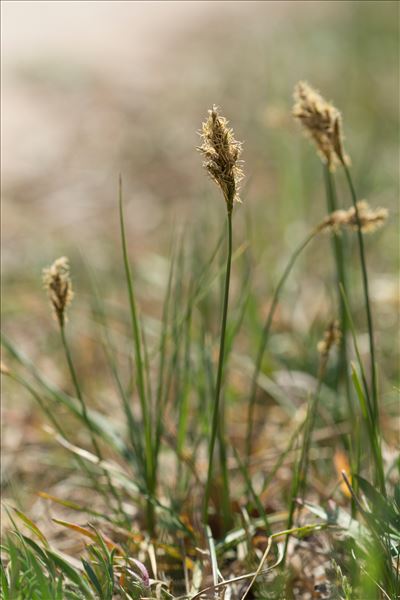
[2,1,339,188]
[3,1,266,265]
[2,1,223,179]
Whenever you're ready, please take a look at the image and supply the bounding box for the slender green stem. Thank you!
[155,240,176,462]
[60,325,100,458]
[119,176,155,534]
[118,179,151,445]
[245,229,317,465]
[342,164,385,496]
[60,325,127,521]
[340,284,385,491]
[260,417,306,495]
[7,370,111,502]
[339,283,371,410]
[342,165,377,413]
[176,286,193,489]
[217,406,232,531]
[282,449,301,566]
[233,446,271,535]
[323,166,353,419]
[202,211,232,524]
[282,357,326,565]
[88,280,145,474]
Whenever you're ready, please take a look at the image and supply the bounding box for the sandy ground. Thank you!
[2,1,249,179]
[3,1,294,274]
[3,2,265,269]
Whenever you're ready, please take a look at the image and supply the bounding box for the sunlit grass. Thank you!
[1,5,399,598]
[2,81,398,598]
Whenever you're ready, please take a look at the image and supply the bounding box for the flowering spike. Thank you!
[293,81,349,170]
[42,257,73,327]
[198,105,244,213]
[319,201,388,234]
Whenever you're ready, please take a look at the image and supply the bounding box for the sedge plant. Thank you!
[1,87,396,598]
[292,81,387,496]
[245,196,387,467]
[292,82,350,422]
[198,105,243,526]
[118,178,157,535]
[283,320,342,563]
[42,257,126,520]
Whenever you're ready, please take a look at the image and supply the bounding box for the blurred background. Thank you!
[2,1,399,516]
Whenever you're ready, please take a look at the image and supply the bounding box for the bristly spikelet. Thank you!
[198,105,244,213]
[319,201,388,234]
[42,257,73,327]
[344,201,389,233]
[293,81,349,170]
[317,320,341,357]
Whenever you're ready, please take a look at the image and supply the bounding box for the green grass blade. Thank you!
[1,562,10,600]
[203,212,233,527]
[82,559,103,597]
[1,333,126,455]
[323,165,353,416]
[85,262,145,474]
[351,363,368,420]
[232,446,271,535]
[246,228,317,464]
[118,176,155,533]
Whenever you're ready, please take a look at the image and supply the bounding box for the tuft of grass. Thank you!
[119,176,157,534]
[1,86,398,599]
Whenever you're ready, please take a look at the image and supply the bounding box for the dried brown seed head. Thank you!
[344,201,389,233]
[42,257,73,327]
[198,105,244,213]
[293,81,349,170]
[317,320,342,357]
[319,201,388,234]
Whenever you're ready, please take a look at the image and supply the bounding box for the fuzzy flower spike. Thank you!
[293,81,349,170]
[42,256,73,327]
[319,200,389,234]
[198,105,243,214]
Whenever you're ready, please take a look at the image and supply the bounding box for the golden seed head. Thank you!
[42,256,73,327]
[317,320,341,357]
[346,201,389,233]
[198,105,244,213]
[319,201,389,234]
[293,81,349,170]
